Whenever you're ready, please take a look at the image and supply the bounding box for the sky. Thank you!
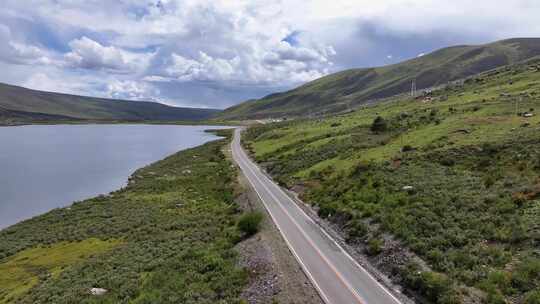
[1,1,540,109]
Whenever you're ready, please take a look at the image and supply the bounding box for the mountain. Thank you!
[220,38,540,119]
[241,56,540,303]
[0,82,220,124]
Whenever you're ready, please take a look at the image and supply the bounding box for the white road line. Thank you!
[233,129,403,304]
[261,173,403,304]
[235,151,332,304]
[234,138,366,304]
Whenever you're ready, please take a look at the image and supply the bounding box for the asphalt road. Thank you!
[231,128,403,304]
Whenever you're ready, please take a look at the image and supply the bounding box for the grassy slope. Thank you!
[0,239,121,303]
[0,82,221,124]
[243,59,540,303]
[0,130,250,304]
[221,38,540,120]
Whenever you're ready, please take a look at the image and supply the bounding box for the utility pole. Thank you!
[411,79,417,98]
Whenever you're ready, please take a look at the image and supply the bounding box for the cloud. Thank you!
[0,24,53,65]
[274,41,330,63]
[106,79,159,101]
[64,37,150,73]
[164,52,237,82]
[1,0,540,108]
[23,72,91,95]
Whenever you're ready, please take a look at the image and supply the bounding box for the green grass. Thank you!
[243,59,540,303]
[0,238,121,304]
[0,130,249,303]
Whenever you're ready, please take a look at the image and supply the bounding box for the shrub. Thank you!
[416,271,456,303]
[485,290,506,304]
[317,203,337,218]
[346,219,368,240]
[366,237,383,255]
[402,145,415,152]
[237,212,264,237]
[370,116,388,133]
[439,157,455,167]
[512,258,540,292]
[525,290,540,304]
[484,176,496,188]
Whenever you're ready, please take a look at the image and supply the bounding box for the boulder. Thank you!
[90,288,108,296]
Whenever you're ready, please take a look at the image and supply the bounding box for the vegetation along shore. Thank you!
[0,130,259,304]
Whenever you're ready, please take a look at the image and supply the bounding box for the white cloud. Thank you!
[23,72,88,95]
[164,52,237,82]
[0,24,53,65]
[106,80,159,101]
[64,37,151,73]
[2,0,540,108]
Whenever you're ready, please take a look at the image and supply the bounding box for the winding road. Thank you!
[231,128,403,304]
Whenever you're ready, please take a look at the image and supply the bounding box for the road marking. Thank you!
[260,171,403,304]
[232,129,403,304]
[235,152,332,304]
[237,151,365,304]
[233,136,365,304]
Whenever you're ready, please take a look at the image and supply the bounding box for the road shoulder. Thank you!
[224,144,324,304]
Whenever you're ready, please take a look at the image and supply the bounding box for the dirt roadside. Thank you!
[223,144,324,304]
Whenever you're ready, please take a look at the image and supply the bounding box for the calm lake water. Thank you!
[0,124,231,229]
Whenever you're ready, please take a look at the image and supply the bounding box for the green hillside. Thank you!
[0,82,220,124]
[221,38,540,119]
[242,58,540,303]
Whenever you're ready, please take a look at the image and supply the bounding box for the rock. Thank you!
[523,113,534,117]
[402,186,414,191]
[182,169,192,174]
[453,129,471,134]
[90,288,108,296]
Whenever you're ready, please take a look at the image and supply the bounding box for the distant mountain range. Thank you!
[0,82,220,124]
[219,38,540,119]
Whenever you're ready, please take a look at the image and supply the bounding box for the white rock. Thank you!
[402,186,414,191]
[90,288,108,296]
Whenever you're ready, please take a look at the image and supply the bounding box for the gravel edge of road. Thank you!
[251,158,417,304]
[224,144,324,304]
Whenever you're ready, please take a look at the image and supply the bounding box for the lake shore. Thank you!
[0,129,253,303]
[0,124,232,229]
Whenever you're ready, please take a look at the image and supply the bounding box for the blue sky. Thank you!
[1,0,540,109]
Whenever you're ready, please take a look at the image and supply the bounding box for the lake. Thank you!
[0,124,231,229]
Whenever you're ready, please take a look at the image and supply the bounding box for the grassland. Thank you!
[243,59,540,303]
[0,239,121,303]
[0,130,252,304]
[220,38,540,120]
